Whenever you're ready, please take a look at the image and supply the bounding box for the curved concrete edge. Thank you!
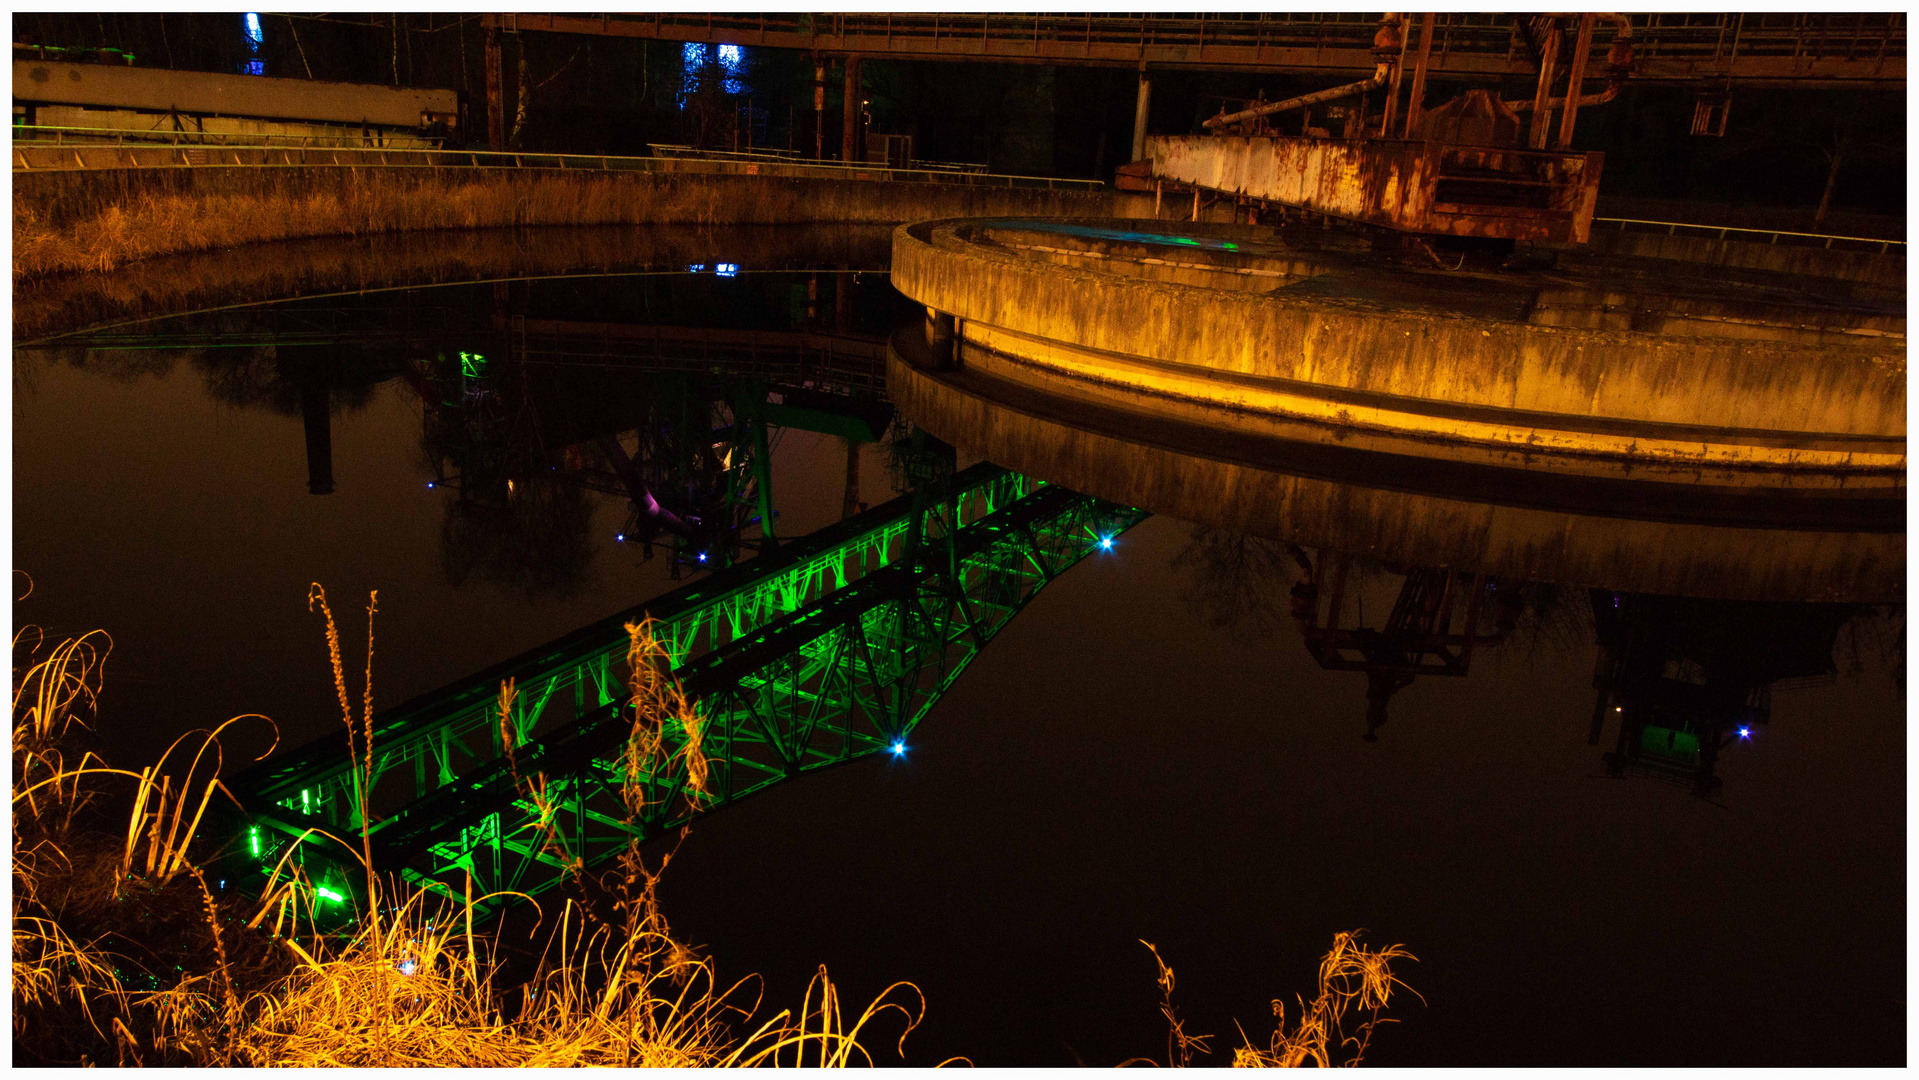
[887,329,1904,604]
[13,166,1155,280]
[891,218,1907,441]
[958,320,1906,487]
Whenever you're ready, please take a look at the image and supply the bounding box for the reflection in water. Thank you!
[33,266,911,603]
[1173,521,1900,798]
[1587,591,1859,798]
[10,233,1906,1064]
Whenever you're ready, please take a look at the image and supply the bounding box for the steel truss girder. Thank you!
[228,466,1143,918]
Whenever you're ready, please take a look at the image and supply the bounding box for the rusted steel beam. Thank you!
[1557,14,1598,149]
[486,12,1903,83]
[1144,133,1604,243]
[1405,13,1436,138]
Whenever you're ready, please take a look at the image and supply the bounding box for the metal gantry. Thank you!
[225,462,1145,917]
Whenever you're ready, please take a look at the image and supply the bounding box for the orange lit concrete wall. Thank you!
[891,219,1905,484]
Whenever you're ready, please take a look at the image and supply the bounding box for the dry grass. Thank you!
[12,583,939,1066]
[15,578,1415,1067]
[1128,932,1420,1068]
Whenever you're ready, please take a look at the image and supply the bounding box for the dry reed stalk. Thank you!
[305,582,382,957]
[1129,940,1214,1067]
[1232,932,1420,1068]
[13,592,932,1068]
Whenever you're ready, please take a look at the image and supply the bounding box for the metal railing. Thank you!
[648,142,990,175]
[12,123,442,150]
[11,138,1105,190]
[1593,217,1905,254]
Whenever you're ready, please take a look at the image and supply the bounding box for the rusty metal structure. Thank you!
[1131,14,1630,243]
[478,13,1903,84]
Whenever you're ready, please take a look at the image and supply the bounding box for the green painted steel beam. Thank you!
[226,468,1144,921]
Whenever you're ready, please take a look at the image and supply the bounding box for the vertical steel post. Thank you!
[1528,20,1561,149]
[841,54,861,162]
[1130,69,1152,161]
[484,20,503,151]
[813,59,826,160]
[1381,14,1408,137]
[1405,13,1436,138]
[1557,13,1597,149]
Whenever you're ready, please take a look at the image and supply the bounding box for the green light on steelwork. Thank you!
[249,826,260,858]
[1221,242,1239,250]
[1173,237,1201,246]
[459,351,488,377]
[301,789,311,815]
[316,886,346,903]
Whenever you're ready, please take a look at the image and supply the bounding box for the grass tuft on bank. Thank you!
[13,578,1413,1066]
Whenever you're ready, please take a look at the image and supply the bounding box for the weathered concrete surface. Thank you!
[889,333,1902,603]
[1565,227,1905,290]
[1143,133,1602,242]
[13,166,1154,277]
[892,218,1905,488]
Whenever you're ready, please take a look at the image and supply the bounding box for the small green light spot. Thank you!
[301,789,311,815]
[1221,241,1239,250]
[459,351,487,377]
[1174,237,1201,246]
[316,886,345,903]
[249,827,260,857]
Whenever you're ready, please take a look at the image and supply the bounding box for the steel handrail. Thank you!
[647,142,991,175]
[1594,216,1904,253]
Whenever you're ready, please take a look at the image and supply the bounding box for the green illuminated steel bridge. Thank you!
[224,459,1145,919]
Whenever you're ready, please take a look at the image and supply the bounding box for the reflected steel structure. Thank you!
[223,461,1146,918]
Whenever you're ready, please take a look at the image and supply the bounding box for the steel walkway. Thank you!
[224,461,1146,918]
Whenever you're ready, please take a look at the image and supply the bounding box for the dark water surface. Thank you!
[13,230,1904,1066]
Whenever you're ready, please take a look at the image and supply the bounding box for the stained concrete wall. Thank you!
[1568,227,1905,289]
[892,219,1906,466]
[13,165,1156,277]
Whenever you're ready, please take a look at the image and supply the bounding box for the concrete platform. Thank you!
[892,218,1904,493]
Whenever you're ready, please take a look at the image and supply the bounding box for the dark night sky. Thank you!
[12,273,1905,1064]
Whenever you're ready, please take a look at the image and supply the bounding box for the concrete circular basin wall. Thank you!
[891,218,1905,492]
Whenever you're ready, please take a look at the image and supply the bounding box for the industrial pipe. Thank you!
[1505,81,1623,112]
[1202,63,1391,131]
[1503,15,1633,115]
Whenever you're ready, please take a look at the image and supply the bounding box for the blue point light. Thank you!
[616,533,625,542]
[426,481,435,489]
[1738,726,1751,739]
[697,552,708,562]
[891,742,905,756]
[1099,536,1114,550]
